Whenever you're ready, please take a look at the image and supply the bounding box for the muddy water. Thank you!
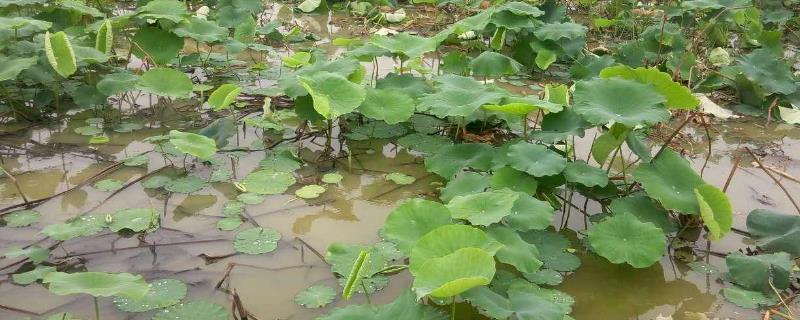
[3,8,800,320]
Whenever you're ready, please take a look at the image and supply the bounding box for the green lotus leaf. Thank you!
[417,87,506,118]
[12,266,56,285]
[114,122,144,133]
[297,0,322,12]
[588,212,666,268]
[296,285,336,308]
[217,217,243,231]
[462,286,514,319]
[0,16,51,33]
[446,190,519,226]
[233,15,257,44]
[321,172,343,184]
[108,208,158,233]
[123,154,148,166]
[359,88,415,124]
[346,121,407,140]
[425,143,494,179]
[609,196,676,233]
[386,172,416,185]
[508,281,575,320]
[487,225,543,273]
[535,48,557,70]
[746,209,800,256]
[382,199,452,255]
[506,142,567,177]
[440,172,489,202]
[94,179,124,192]
[737,48,797,95]
[682,0,750,10]
[4,246,49,263]
[45,31,77,78]
[132,27,183,66]
[74,125,102,136]
[151,300,228,320]
[0,56,37,81]
[43,272,149,299]
[523,268,563,286]
[522,230,580,272]
[369,33,443,59]
[600,65,699,109]
[375,73,434,99]
[142,176,172,189]
[563,160,609,187]
[113,278,187,312]
[134,0,188,23]
[295,184,326,199]
[3,209,40,227]
[243,170,296,195]
[208,84,241,111]
[168,130,217,159]
[726,252,792,292]
[223,201,245,217]
[590,123,628,165]
[260,149,302,172]
[95,20,113,54]
[318,289,447,320]
[694,184,732,241]
[397,133,452,155]
[409,225,502,275]
[235,193,263,205]
[234,227,281,254]
[632,149,704,214]
[533,108,590,143]
[138,68,193,98]
[534,22,587,41]
[574,78,668,126]
[412,247,495,299]
[298,71,366,119]
[722,286,778,309]
[164,175,209,193]
[173,17,228,43]
[41,215,106,240]
[326,242,396,277]
[282,51,312,68]
[74,46,110,64]
[97,72,139,96]
[470,51,523,77]
[504,193,555,231]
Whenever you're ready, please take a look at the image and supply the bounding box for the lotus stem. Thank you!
[450,296,456,320]
[94,297,100,320]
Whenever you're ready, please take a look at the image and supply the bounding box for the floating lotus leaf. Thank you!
[234,227,281,254]
[746,209,800,256]
[506,142,567,177]
[217,217,243,231]
[722,286,778,309]
[359,88,415,124]
[382,199,452,255]
[398,133,452,155]
[236,192,264,204]
[321,172,343,184]
[296,285,336,308]
[487,225,543,273]
[563,160,609,187]
[113,278,187,312]
[386,172,415,185]
[41,215,106,240]
[243,170,296,195]
[632,149,704,214]
[164,175,208,194]
[123,154,149,166]
[138,68,193,99]
[439,172,489,202]
[600,65,699,109]
[508,281,574,320]
[726,252,792,292]
[12,266,56,285]
[142,176,172,189]
[694,184,732,240]
[4,246,49,263]
[298,71,366,119]
[295,184,326,199]
[446,190,519,226]
[43,272,149,299]
[318,289,446,320]
[573,78,668,126]
[151,300,228,320]
[260,150,302,172]
[588,212,666,268]
[169,130,218,159]
[109,208,158,233]
[94,179,124,192]
[424,143,494,179]
[114,122,144,133]
[132,27,182,65]
[523,268,563,286]
[3,209,40,227]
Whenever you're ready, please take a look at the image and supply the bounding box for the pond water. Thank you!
[2,4,800,320]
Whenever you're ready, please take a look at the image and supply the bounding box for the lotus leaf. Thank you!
[574,78,668,126]
[152,300,228,320]
[3,209,40,227]
[208,84,241,111]
[382,199,452,255]
[359,88,415,124]
[45,31,77,78]
[43,272,149,299]
[298,71,366,119]
[296,285,336,308]
[632,149,704,214]
[746,209,800,256]
[487,225,543,273]
[164,175,208,193]
[295,184,326,199]
[588,213,666,268]
[446,190,519,226]
[424,143,494,179]
[243,170,296,194]
[440,172,489,202]
[694,184,732,240]
[725,252,792,292]
[113,278,187,312]
[563,160,609,187]
[138,68,193,98]
[41,215,106,240]
[234,227,281,254]
[600,65,699,109]
[169,130,217,159]
[506,142,567,177]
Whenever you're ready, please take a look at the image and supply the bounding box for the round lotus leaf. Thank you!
[164,175,208,194]
[439,172,490,203]
[446,190,519,226]
[223,201,245,217]
[298,71,366,119]
[487,225,543,274]
[113,278,187,312]
[168,130,218,159]
[12,266,56,285]
[173,17,228,43]
[295,285,336,308]
[523,269,563,286]
[382,199,452,255]
[295,184,326,199]
[131,27,182,65]
[522,230,580,272]
[152,300,228,320]
[573,78,668,127]
[490,166,538,194]
[137,68,193,99]
[4,209,40,227]
[321,172,343,184]
[43,272,149,299]
[108,208,158,233]
[508,281,574,320]
[97,72,139,96]
[504,193,555,231]
[588,212,666,268]
[722,286,778,309]
[217,217,243,231]
[563,160,609,187]
[236,192,265,205]
[234,227,281,255]
[632,149,704,214]
[506,142,567,177]
[142,176,172,189]
[93,179,124,192]
[397,133,453,155]
[123,154,149,166]
[41,215,106,240]
[358,88,414,124]
[385,172,415,185]
[424,143,494,179]
[243,170,296,195]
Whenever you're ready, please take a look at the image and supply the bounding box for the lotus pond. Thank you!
[1,1,800,320]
